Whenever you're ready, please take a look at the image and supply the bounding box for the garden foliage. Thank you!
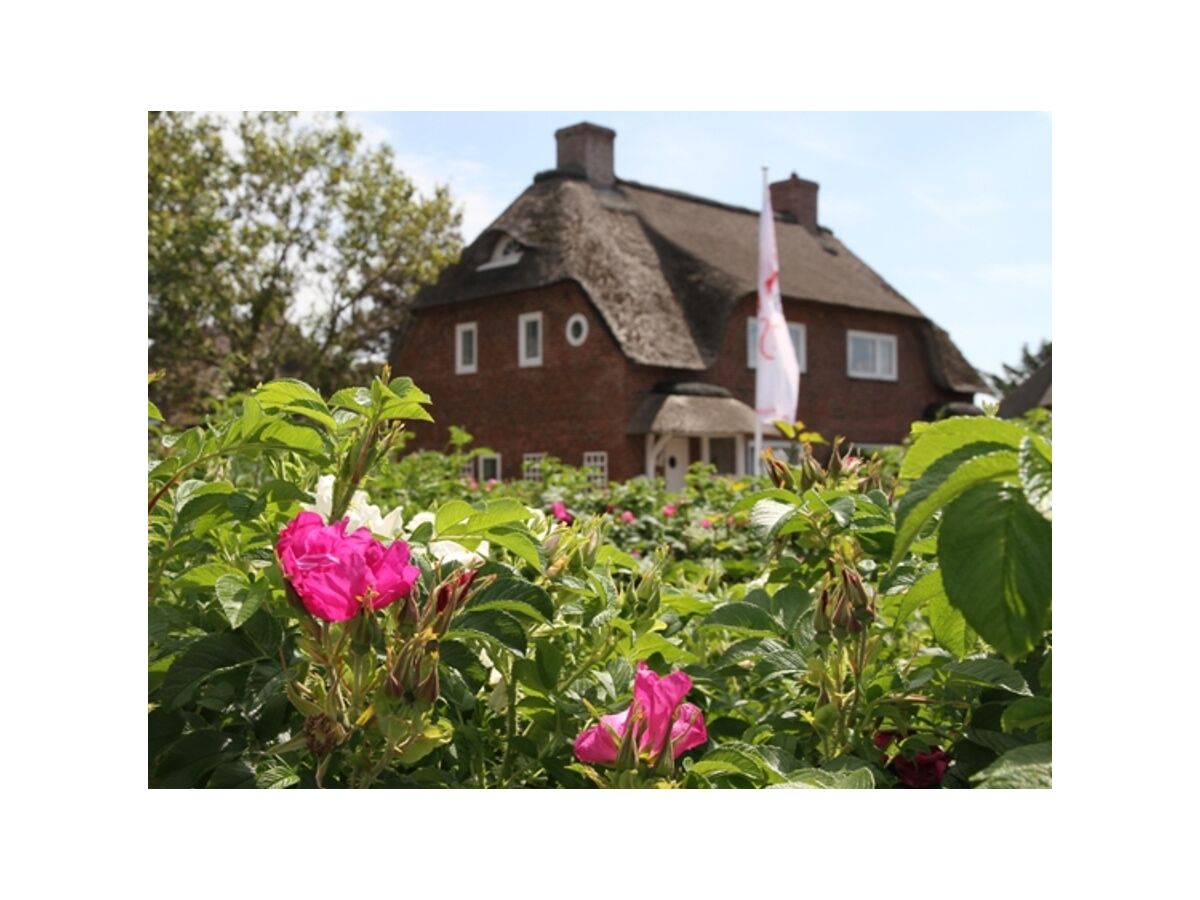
[148,372,1051,788]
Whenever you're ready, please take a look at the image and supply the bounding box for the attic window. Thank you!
[476,234,524,271]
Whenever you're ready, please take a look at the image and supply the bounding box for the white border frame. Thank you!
[565,313,589,347]
[518,311,543,367]
[747,317,807,373]
[582,450,608,485]
[846,329,898,381]
[478,453,502,482]
[455,321,478,375]
[522,452,546,482]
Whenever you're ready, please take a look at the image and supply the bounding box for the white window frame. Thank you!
[565,313,589,347]
[477,453,502,482]
[582,451,609,486]
[518,311,543,367]
[459,460,474,479]
[747,318,807,373]
[455,322,478,375]
[522,452,546,482]
[846,330,898,381]
[476,234,524,271]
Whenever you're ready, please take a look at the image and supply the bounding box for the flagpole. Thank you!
[754,166,767,476]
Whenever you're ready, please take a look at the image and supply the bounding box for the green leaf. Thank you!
[627,632,698,665]
[769,584,811,631]
[939,483,1052,661]
[148,400,163,421]
[945,658,1032,695]
[595,544,641,571]
[255,762,300,789]
[776,767,875,789]
[702,601,779,635]
[483,529,542,570]
[450,610,528,656]
[692,744,777,783]
[159,632,261,709]
[153,730,243,788]
[893,448,1020,562]
[731,488,804,515]
[435,499,476,534]
[887,569,944,626]
[1019,436,1052,519]
[753,649,808,682]
[174,561,243,590]
[442,499,530,535]
[329,386,372,413]
[252,419,327,456]
[971,742,1051,788]
[900,417,1031,481]
[1002,696,1052,733]
[928,591,977,659]
[467,578,554,621]
[214,575,268,630]
[750,499,804,539]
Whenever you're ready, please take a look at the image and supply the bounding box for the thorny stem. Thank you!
[499,656,519,786]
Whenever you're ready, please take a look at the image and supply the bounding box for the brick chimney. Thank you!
[770,173,820,233]
[555,122,616,187]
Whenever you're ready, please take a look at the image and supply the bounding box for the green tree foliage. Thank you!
[988,339,1051,397]
[148,112,462,422]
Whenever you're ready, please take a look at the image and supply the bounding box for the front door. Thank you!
[662,436,689,493]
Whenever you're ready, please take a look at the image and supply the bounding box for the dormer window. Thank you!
[476,233,524,271]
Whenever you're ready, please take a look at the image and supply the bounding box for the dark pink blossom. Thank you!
[276,511,420,622]
[574,662,707,767]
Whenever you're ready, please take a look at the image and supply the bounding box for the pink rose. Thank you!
[467,477,479,490]
[662,504,677,518]
[551,500,574,524]
[573,662,707,767]
[276,511,420,622]
[700,518,712,529]
[620,510,636,524]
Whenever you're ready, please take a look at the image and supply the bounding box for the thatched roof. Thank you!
[416,171,986,389]
[629,392,758,436]
[998,356,1052,417]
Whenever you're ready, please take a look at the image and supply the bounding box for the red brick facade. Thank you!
[392,281,967,481]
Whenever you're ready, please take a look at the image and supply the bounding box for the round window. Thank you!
[565,313,589,347]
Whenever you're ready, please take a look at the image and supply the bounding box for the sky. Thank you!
[351,111,1051,388]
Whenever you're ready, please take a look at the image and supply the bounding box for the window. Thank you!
[476,234,523,271]
[523,452,546,482]
[459,460,474,479]
[518,312,543,367]
[478,454,502,482]
[747,318,806,372]
[583,451,608,486]
[455,322,477,374]
[566,313,589,347]
[846,330,898,381]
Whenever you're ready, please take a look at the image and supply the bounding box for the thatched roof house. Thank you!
[393,122,987,487]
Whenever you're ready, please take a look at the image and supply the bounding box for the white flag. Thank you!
[755,174,800,425]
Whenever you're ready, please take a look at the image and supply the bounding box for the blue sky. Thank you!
[353,112,1050,386]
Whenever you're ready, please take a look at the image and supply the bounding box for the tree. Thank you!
[148,111,462,422]
[988,339,1051,397]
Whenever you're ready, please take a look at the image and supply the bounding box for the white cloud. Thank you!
[974,263,1051,287]
[907,186,1007,225]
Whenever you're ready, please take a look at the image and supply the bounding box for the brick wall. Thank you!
[392,285,970,483]
[391,281,646,481]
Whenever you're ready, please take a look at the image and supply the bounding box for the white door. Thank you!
[662,436,689,493]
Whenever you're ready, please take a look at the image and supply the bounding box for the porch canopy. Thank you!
[628,391,758,436]
[629,383,757,486]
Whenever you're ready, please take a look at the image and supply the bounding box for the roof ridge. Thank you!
[616,177,834,234]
